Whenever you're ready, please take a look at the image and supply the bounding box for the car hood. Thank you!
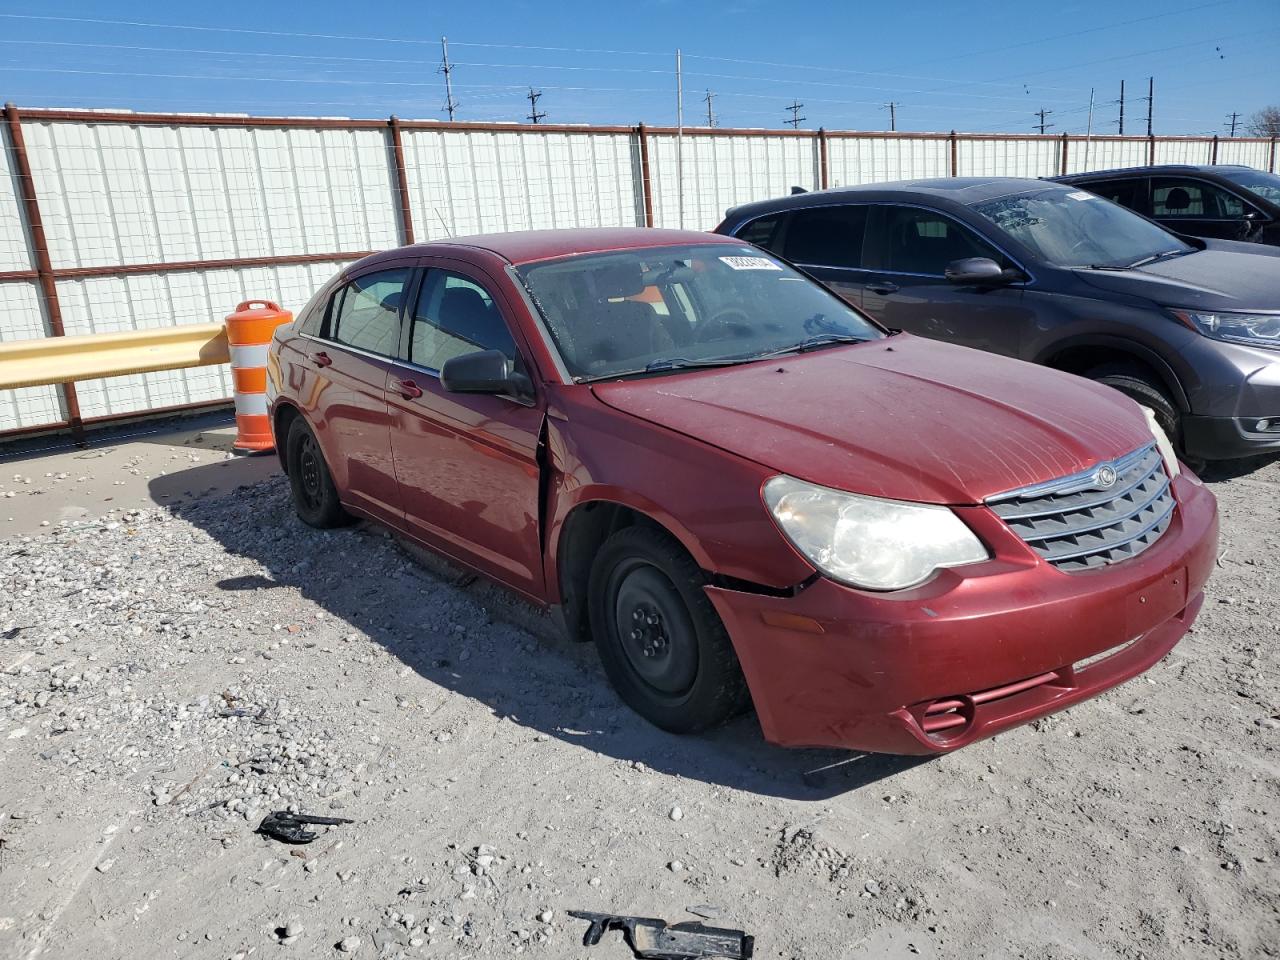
[590,334,1153,505]
[1075,246,1280,312]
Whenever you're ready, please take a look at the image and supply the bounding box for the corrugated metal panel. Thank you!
[649,133,817,230]
[0,281,62,430]
[1064,138,1150,174]
[21,121,398,268]
[401,128,639,240]
[1217,140,1273,170]
[1153,139,1212,166]
[826,136,949,187]
[957,138,1061,179]
[0,127,31,273]
[54,260,343,419]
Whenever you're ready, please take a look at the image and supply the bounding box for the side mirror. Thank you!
[945,257,1009,285]
[440,349,531,399]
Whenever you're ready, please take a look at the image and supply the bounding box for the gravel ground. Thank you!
[0,454,1277,960]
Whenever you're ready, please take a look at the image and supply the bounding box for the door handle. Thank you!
[867,282,899,295]
[397,378,424,400]
[311,351,332,368]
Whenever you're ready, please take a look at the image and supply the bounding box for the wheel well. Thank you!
[273,403,302,474]
[556,502,667,643]
[1042,345,1186,412]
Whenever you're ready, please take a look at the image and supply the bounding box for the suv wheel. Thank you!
[285,417,352,529]
[588,525,750,734]
[1087,364,1181,451]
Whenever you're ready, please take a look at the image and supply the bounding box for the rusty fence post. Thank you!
[636,124,655,227]
[3,102,83,437]
[388,115,415,245]
[1270,138,1277,173]
[817,128,829,190]
[949,131,959,177]
[1060,132,1069,175]
[1210,135,1220,165]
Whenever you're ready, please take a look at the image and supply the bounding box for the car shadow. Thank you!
[1196,452,1280,483]
[150,464,931,801]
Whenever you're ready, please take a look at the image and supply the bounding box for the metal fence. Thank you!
[2,102,1277,437]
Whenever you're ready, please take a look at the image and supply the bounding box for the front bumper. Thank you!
[706,474,1219,755]
[1181,414,1280,461]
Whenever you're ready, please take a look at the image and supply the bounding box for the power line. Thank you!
[785,100,805,129]
[526,87,546,124]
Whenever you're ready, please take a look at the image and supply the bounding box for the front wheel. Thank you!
[587,525,750,734]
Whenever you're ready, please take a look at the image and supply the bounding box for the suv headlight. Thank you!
[1141,406,1180,479]
[1172,310,1280,349]
[763,476,988,591]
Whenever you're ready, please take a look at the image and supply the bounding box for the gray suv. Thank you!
[715,178,1280,461]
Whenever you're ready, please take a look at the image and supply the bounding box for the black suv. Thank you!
[715,177,1280,462]
[1055,165,1280,246]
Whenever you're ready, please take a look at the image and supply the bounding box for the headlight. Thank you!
[1172,310,1280,349]
[763,476,989,591]
[1141,406,1180,479]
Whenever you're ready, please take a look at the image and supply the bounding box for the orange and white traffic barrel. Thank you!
[225,300,293,452]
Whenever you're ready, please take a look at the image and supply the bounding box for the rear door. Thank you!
[302,265,411,525]
[859,204,1031,356]
[385,260,546,600]
[1151,176,1261,241]
[1077,177,1151,217]
[776,204,873,307]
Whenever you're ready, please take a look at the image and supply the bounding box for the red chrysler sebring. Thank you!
[266,228,1218,755]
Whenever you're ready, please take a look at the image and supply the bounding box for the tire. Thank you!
[587,525,750,734]
[1087,363,1181,450]
[285,417,352,529]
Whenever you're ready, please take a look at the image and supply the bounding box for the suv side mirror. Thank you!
[945,257,1020,285]
[440,349,532,399]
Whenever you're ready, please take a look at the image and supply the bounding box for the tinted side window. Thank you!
[1152,178,1246,219]
[410,270,518,371]
[880,207,1004,275]
[329,268,410,356]
[1081,179,1147,213]
[783,205,869,269]
[737,214,783,251]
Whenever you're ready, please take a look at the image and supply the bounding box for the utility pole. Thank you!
[1117,79,1125,135]
[526,87,546,124]
[786,101,806,129]
[1084,87,1096,170]
[439,36,458,121]
[882,101,899,132]
[1035,108,1055,135]
[1227,111,1241,136]
[704,89,716,127]
[676,48,684,228]
[1139,76,1154,136]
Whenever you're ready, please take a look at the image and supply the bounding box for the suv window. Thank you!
[1081,178,1149,214]
[329,268,410,356]
[737,214,783,251]
[879,207,1005,275]
[783,205,869,269]
[1152,178,1246,219]
[410,270,518,371]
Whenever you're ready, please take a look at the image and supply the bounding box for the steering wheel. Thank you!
[696,307,753,343]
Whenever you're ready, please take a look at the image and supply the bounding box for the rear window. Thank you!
[328,268,409,357]
[736,214,783,251]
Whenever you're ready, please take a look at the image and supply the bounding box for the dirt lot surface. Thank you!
[1,430,1277,960]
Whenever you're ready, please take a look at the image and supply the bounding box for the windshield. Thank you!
[1216,167,1280,204]
[516,243,883,380]
[970,186,1194,269]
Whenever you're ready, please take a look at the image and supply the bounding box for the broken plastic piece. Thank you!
[255,811,353,845]
[569,911,753,960]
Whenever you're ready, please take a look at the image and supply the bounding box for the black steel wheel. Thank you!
[285,416,351,529]
[588,525,750,734]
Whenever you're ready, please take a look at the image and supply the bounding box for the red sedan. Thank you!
[266,228,1219,755]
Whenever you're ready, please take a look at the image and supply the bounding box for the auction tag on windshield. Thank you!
[719,255,782,271]
[1066,190,1100,201]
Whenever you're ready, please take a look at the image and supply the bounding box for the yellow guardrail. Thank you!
[0,323,230,391]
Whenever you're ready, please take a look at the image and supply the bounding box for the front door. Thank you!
[385,261,546,600]
[859,204,1032,357]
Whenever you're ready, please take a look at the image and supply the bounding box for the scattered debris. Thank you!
[255,811,353,845]
[569,911,754,959]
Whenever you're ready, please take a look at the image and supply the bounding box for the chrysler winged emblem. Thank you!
[1093,464,1118,488]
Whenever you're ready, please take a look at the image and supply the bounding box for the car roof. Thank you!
[723,177,1062,222]
[1054,164,1255,181]
[352,227,732,270]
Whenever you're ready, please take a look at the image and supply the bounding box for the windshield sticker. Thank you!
[719,255,783,271]
[1066,191,1100,201]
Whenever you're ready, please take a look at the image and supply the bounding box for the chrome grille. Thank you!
[987,444,1175,572]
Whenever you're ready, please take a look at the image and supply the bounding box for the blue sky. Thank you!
[1,0,1277,135]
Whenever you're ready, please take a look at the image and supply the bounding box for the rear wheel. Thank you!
[588,525,749,734]
[285,417,351,529]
